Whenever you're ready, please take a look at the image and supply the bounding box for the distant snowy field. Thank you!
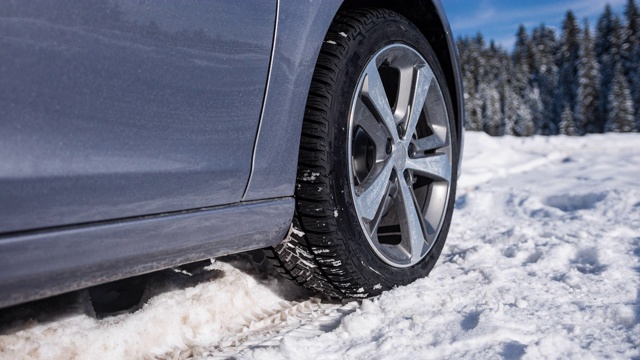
[1,132,639,359]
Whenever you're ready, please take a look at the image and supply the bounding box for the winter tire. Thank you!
[266,9,459,299]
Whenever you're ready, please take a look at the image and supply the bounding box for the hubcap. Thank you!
[348,44,452,268]
[392,143,408,170]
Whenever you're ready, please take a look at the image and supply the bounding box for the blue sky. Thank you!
[442,0,627,49]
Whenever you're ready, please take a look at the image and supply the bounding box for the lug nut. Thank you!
[386,139,392,154]
[408,143,416,156]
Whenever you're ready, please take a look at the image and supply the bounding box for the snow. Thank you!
[0,260,310,359]
[1,132,639,359]
[300,171,320,182]
[289,226,305,238]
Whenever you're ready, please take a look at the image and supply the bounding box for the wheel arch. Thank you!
[243,0,463,202]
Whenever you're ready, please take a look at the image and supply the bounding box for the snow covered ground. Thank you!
[1,131,639,359]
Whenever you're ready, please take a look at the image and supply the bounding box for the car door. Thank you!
[0,0,276,233]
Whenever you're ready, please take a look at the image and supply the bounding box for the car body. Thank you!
[0,0,464,308]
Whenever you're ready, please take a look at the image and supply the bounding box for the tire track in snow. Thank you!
[458,151,568,191]
[156,299,359,359]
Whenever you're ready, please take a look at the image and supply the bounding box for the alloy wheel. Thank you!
[348,44,453,268]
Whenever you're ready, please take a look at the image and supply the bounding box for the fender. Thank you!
[243,0,464,201]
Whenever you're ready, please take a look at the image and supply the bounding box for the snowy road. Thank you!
[1,132,639,359]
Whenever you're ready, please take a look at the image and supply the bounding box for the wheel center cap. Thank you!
[393,142,408,170]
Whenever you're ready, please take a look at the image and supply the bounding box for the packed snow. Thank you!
[0,131,639,359]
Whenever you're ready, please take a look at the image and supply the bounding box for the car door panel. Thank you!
[0,0,276,233]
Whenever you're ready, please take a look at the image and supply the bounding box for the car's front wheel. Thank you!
[266,8,459,299]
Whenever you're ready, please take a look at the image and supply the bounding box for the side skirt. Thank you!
[0,198,293,308]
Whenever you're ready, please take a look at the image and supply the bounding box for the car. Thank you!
[0,0,464,307]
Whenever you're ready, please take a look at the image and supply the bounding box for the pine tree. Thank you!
[530,25,559,134]
[597,7,625,131]
[481,41,509,136]
[492,44,516,136]
[509,24,535,136]
[481,83,503,136]
[574,19,601,134]
[458,36,486,131]
[458,37,473,130]
[596,6,615,124]
[523,85,543,136]
[513,25,531,98]
[623,0,640,127]
[559,103,578,135]
[464,94,484,131]
[605,63,636,132]
[623,0,640,74]
[557,11,581,128]
[627,0,640,36]
[513,92,536,136]
[502,81,518,136]
[596,5,616,71]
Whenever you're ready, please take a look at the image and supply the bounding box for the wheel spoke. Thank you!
[413,133,446,152]
[422,183,448,242]
[405,153,451,182]
[369,194,391,237]
[404,66,434,142]
[354,99,390,150]
[425,81,449,128]
[355,160,394,220]
[361,61,399,143]
[397,177,427,261]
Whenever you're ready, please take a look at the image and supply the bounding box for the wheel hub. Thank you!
[392,142,408,171]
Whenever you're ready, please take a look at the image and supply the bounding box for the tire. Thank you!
[265,8,459,299]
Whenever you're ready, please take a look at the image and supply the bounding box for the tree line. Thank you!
[458,1,640,136]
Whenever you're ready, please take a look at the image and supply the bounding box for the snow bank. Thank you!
[0,260,310,359]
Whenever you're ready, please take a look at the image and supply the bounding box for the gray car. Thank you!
[0,0,464,307]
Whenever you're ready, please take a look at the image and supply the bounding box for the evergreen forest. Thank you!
[458,1,640,136]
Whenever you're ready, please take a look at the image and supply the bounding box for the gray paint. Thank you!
[242,0,343,201]
[0,198,293,308]
[0,0,276,232]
